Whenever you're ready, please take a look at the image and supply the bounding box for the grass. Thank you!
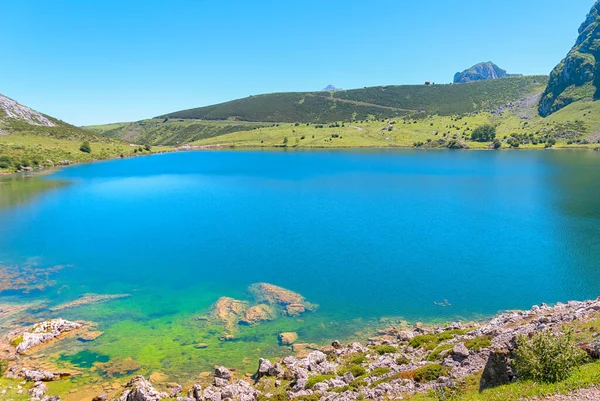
[178,96,600,150]
[410,361,600,401]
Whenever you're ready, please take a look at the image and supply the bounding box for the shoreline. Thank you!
[3,295,600,400]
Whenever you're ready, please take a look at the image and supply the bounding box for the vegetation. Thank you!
[470,124,496,142]
[79,141,91,153]
[464,336,492,351]
[373,344,397,355]
[156,76,547,123]
[414,364,449,382]
[514,330,586,383]
[305,374,335,389]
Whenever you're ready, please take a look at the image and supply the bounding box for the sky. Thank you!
[1,0,595,126]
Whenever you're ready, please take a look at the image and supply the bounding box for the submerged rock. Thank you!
[278,332,298,345]
[249,283,305,306]
[77,331,104,342]
[240,304,276,325]
[211,297,249,330]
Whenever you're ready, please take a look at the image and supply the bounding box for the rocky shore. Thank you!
[3,296,600,401]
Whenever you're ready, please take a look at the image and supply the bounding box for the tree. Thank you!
[80,141,91,153]
[144,144,152,151]
[471,124,496,142]
[492,139,502,149]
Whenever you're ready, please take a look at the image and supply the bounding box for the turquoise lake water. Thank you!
[1,149,600,378]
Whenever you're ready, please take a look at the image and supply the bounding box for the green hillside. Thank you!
[85,119,272,146]
[0,94,170,173]
[158,76,548,123]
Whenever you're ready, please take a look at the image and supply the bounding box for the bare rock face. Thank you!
[115,375,168,401]
[0,94,56,126]
[15,318,82,353]
[453,62,517,84]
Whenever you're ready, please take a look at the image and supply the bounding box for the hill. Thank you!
[157,76,548,123]
[0,94,168,173]
[453,61,520,83]
[85,119,271,146]
[539,0,600,116]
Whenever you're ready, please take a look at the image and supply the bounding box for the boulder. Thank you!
[116,375,168,401]
[210,297,249,329]
[278,332,298,345]
[452,342,470,358]
[479,348,516,391]
[249,283,305,306]
[28,381,47,399]
[285,304,306,316]
[77,331,104,342]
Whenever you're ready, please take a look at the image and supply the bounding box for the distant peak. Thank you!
[453,62,521,84]
[321,84,342,92]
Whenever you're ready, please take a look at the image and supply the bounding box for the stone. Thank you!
[117,375,168,401]
[285,304,306,316]
[15,319,83,353]
[452,342,470,358]
[168,383,182,397]
[92,395,108,401]
[214,366,231,380]
[187,383,202,400]
[28,381,47,399]
[77,331,104,342]
[240,305,276,325]
[479,348,516,391]
[278,332,298,345]
[211,297,249,329]
[194,343,208,349]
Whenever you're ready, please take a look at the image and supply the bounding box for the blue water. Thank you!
[1,149,600,375]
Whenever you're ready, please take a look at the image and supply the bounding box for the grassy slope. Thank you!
[157,76,548,123]
[188,97,600,150]
[0,114,171,174]
[85,119,272,146]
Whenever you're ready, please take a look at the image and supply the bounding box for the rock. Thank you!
[240,305,276,325]
[249,283,305,306]
[41,397,60,401]
[116,375,168,401]
[92,395,108,401]
[168,383,182,397]
[256,358,272,377]
[285,304,306,316]
[187,383,202,400]
[148,372,168,384]
[452,342,470,358]
[331,340,342,348]
[539,0,600,116]
[210,297,249,329]
[77,331,104,342]
[214,366,231,380]
[28,381,47,399]
[15,319,83,353]
[20,368,69,382]
[194,343,208,349]
[278,332,298,345]
[578,341,600,359]
[454,62,516,84]
[479,348,516,391]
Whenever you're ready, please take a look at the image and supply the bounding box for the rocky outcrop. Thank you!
[0,94,55,126]
[539,0,600,116]
[210,297,249,332]
[248,283,317,315]
[12,318,82,354]
[453,62,518,84]
[114,376,168,401]
[278,332,298,346]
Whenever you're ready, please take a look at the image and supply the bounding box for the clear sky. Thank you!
[1,0,595,125]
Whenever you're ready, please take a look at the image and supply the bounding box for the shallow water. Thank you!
[1,149,600,380]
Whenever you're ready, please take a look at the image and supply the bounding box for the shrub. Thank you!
[0,156,13,169]
[471,124,496,142]
[492,139,502,149]
[464,336,492,351]
[514,330,585,383]
[414,364,448,382]
[427,344,454,361]
[0,359,8,375]
[305,374,334,389]
[369,367,391,377]
[80,141,92,153]
[144,144,152,151]
[339,365,366,377]
[349,353,366,365]
[283,137,288,146]
[374,345,397,355]
[396,356,410,365]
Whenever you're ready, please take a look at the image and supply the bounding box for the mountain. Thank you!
[539,0,600,117]
[157,76,548,123]
[453,62,520,84]
[0,94,161,172]
[321,84,342,91]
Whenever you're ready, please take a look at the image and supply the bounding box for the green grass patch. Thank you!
[305,374,335,389]
[464,336,492,351]
[426,343,454,361]
[373,345,397,355]
[414,364,449,383]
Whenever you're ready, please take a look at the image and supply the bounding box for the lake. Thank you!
[1,149,600,381]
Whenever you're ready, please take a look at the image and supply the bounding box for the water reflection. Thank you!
[0,174,67,209]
